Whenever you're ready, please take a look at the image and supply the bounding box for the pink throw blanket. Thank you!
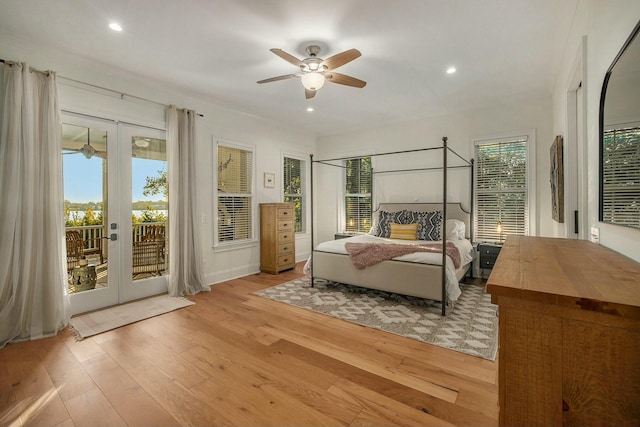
[344,242,461,270]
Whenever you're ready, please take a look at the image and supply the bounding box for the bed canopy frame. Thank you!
[309,136,474,316]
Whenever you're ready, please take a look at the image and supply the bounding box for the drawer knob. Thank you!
[283,246,289,251]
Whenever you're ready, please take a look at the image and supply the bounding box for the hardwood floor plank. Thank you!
[81,353,179,427]
[63,387,127,427]
[329,378,455,427]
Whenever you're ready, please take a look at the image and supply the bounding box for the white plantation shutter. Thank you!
[602,127,640,227]
[344,157,372,233]
[283,156,305,232]
[217,143,254,243]
[475,138,528,242]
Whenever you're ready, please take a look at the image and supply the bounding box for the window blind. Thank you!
[345,157,372,233]
[283,156,304,232]
[475,139,528,242]
[602,127,640,227]
[217,144,254,243]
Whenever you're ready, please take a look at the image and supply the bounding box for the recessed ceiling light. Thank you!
[446,67,456,74]
[306,107,314,112]
[109,22,123,32]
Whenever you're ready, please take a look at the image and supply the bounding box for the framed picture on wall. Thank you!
[264,172,275,188]
[550,135,564,223]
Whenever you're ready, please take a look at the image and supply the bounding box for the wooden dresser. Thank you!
[486,236,640,427]
[260,203,295,274]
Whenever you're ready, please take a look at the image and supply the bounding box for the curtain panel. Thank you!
[166,106,209,296]
[0,62,69,348]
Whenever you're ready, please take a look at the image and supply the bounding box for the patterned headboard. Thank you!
[374,203,471,239]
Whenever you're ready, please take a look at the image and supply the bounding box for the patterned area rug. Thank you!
[255,277,498,360]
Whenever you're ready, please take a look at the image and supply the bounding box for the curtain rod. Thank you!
[0,58,204,117]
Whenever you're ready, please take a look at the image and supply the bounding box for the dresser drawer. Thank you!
[277,206,294,219]
[277,254,295,268]
[277,231,294,243]
[277,219,294,231]
[481,254,499,268]
[277,242,294,255]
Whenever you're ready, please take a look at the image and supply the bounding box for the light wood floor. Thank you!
[0,263,498,427]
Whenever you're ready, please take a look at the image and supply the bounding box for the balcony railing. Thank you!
[65,222,167,273]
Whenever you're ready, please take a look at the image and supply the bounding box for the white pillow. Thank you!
[445,219,466,240]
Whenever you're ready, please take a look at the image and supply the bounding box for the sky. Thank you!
[63,154,166,203]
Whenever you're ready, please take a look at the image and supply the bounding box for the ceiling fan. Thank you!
[257,45,366,99]
[63,128,106,159]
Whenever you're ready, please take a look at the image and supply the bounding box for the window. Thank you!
[344,157,372,233]
[475,138,529,242]
[283,156,305,232]
[601,126,640,227]
[216,142,254,245]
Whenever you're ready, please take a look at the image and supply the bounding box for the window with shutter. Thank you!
[602,127,640,227]
[344,157,372,234]
[216,143,254,244]
[283,156,305,232]
[475,138,528,242]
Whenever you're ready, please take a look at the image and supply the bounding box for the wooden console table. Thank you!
[486,236,640,427]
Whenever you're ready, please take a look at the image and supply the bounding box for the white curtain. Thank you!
[0,62,69,348]
[166,106,209,296]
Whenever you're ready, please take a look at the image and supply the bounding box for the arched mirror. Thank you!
[599,19,640,229]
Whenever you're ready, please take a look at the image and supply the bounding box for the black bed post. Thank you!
[310,154,315,288]
[470,158,474,243]
[441,136,448,316]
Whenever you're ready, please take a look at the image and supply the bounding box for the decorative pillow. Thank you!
[416,210,443,240]
[445,219,466,240]
[375,210,404,237]
[389,223,418,240]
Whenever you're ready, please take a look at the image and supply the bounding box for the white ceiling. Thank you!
[0,0,577,136]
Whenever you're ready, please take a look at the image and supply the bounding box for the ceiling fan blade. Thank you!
[257,74,297,84]
[305,89,316,99]
[270,48,304,67]
[321,49,361,70]
[325,72,367,88]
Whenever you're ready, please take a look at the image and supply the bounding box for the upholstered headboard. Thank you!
[374,202,471,239]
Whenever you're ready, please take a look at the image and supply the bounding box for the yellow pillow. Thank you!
[389,223,418,240]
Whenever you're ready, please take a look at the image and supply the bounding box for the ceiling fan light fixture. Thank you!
[80,143,96,159]
[134,138,150,148]
[301,72,325,91]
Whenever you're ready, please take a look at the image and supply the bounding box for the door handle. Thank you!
[102,233,118,241]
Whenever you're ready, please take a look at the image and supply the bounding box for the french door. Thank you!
[62,114,169,315]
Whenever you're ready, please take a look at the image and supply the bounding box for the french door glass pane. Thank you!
[131,136,168,281]
[62,124,108,293]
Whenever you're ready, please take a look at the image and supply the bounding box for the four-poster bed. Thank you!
[308,137,474,316]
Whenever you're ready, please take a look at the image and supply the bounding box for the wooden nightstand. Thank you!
[477,243,502,271]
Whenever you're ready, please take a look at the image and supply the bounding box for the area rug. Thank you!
[69,294,194,339]
[255,277,498,360]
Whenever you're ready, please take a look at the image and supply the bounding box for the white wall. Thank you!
[315,99,553,244]
[0,35,316,284]
[552,0,640,262]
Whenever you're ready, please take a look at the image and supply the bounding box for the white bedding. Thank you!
[312,234,473,301]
